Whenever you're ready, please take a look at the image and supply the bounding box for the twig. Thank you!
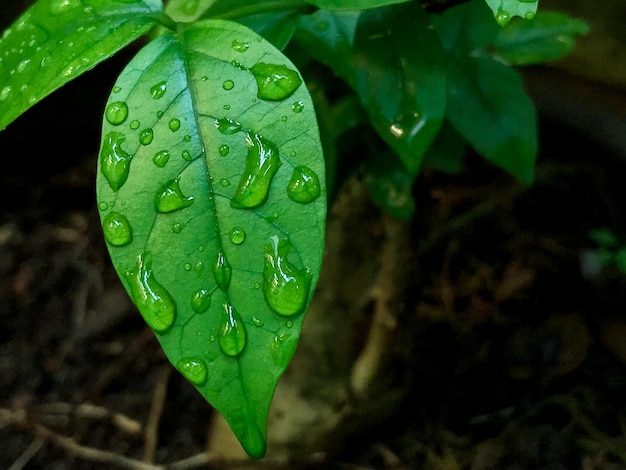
[38,402,142,436]
[143,365,172,463]
[8,438,45,470]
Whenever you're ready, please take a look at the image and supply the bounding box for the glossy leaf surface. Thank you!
[0,0,164,131]
[296,2,446,176]
[96,19,326,458]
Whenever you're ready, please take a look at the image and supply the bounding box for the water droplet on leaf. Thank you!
[291,100,304,113]
[125,252,176,333]
[219,144,230,156]
[153,150,170,167]
[154,179,194,213]
[230,227,246,245]
[496,9,511,26]
[287,166,321,204]
[139,128,154,145]
[222,79,234,90]
[218,303,247,356]
[130,120,140,130]
[0,86,12,101]
[150,80,167,99]
[100,132,132,192]
[262,235,311,316]
[232,39,250,52]
[213,250,232,291]
[215,117,242,135]
[102,211,133,246]
[190,288,211,313]
[231,132,281,209]
[176,357,207,385]
[249,62,302,101]
[105,101,128,126]
[270,333,297,367]
[169,118,181,132]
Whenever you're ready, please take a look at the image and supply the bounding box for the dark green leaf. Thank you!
[165,0,306,22]
[484,0,538,26]
[365,150,415,220]
[305,0,411,10]
[446,56,537,185]
[588,228,619,249]
[0,0,164,131]
[96,19,326,458]
[296,2,447,176]
[237,11,300,50]
[495,11,590,65]
[422,119,466,174]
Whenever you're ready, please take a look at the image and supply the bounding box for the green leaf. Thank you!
[494,11,590,65]
[422,119,466,174]
[483,0,539,26]
[446,56,537,185]
[165,0,305,22]
[95,20,326,458]
[296,2,446,176]
[0,0,164,131]
[237,11,300,50]
[365,150,415,220]
[305,0,411,10]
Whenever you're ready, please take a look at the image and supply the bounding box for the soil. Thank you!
[2,26,626,470]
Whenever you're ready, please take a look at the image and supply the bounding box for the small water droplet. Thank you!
[98,202,109,211]
[169,118,181,132]
[280,115,287,122]
[130,119,140,130]
[100,132,133,192]
[291,100,304,113]
[184,263,192,271]
[150,80,167,99]
[190,288,211,314]
[231,39,249,52]
[153,150,170,167]
[218,303,247,356]
[286,320,293,328]
[213,250,232,291]
[231,132,281,209]
[154,178,194,213]
[219,144,230,156]
[125,252,176,333]
[270,333,297,367]
[223,104,231,110]
[194,261,203,273]
[263,235,311,316]
[252,316,264,327]
[113,86,122,93]
[156,111,164,118]
[219,179,230,187]
[50,0,80,15]
[172,222,184,233]
[222,79,234,90]
[176,357,207,385]
[182,149,192,161]
[215,117,242,135]
[105,101,128,125]
[102,211,133,246]
[249,62,302,101]
[183,135,191,143]
[139,128,154,145]
[0,86,12,101]
[495,9,511,26]
[230,227,246,245]
[287,166,321,204]
[525,11,535,19]
[17,58,30,73]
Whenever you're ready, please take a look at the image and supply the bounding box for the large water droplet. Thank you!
[232,39,249,52]
[270,333,297,367]
[287,166,321,204]
[139,128,154,145]
[176,357,207,385]
[153,149,170,167]
[231,132,281,209]
[222,79,234,91]
[249,63,302,101]
[215,117,242,135]
[191,288,211,313]
[169,118,181,132]
[218,303,247,356]
[154,179,194,213]
[100,132,132,192]
[230,227,246,245]
[125,252,176,333]
[262,236,311,316]
[213,250,232,291]
[150,80,167,99]
[105,101,128,126]
[102,211,133,246]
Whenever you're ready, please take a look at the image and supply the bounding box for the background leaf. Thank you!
[96,19,326,458]
[483,0,539,26]
[305,0,411,10]
[495,11,590,65]
[0,0,164,131]
[296,2,447,176]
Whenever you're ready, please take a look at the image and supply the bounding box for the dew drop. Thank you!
[215,117,242,135]
[281,116,287,122]
[252,316,264,327]
[291,100,304,113]
[150,80,167,99]
[153,149,170,167]
[176,357,207,385]
[0,86,11,101]
[496,9,511,26]
[125,252,176,333]
[249,62,302,101]
[230,227,246,245]
[218,303,247,356]
[191,289,211,313]
[182,150,192,161]
[222,79,235,91]
[100,132,132,192]
[213,250,232,291]
[154,178,194,213]
[17,59,30,73]
[219,144,230,156]
[231,132,281,209]
[270,333,297,367]
[130,119,140,130]
[262,235,311,316]
[50,0,80,15]
[172,222,184,233]
[219,179,230,187]
[156,111,164,118]
[113,86,122,93]
[169,118,181,132]
[102,211,133,246]
[287,166,321,204]
[223,104,231,110]
[139,128,154,145]
[525,11,536,19]
[105,101,128,126]
[184,263,192,271]
[231,39,249,52]
[98,202,109,211]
